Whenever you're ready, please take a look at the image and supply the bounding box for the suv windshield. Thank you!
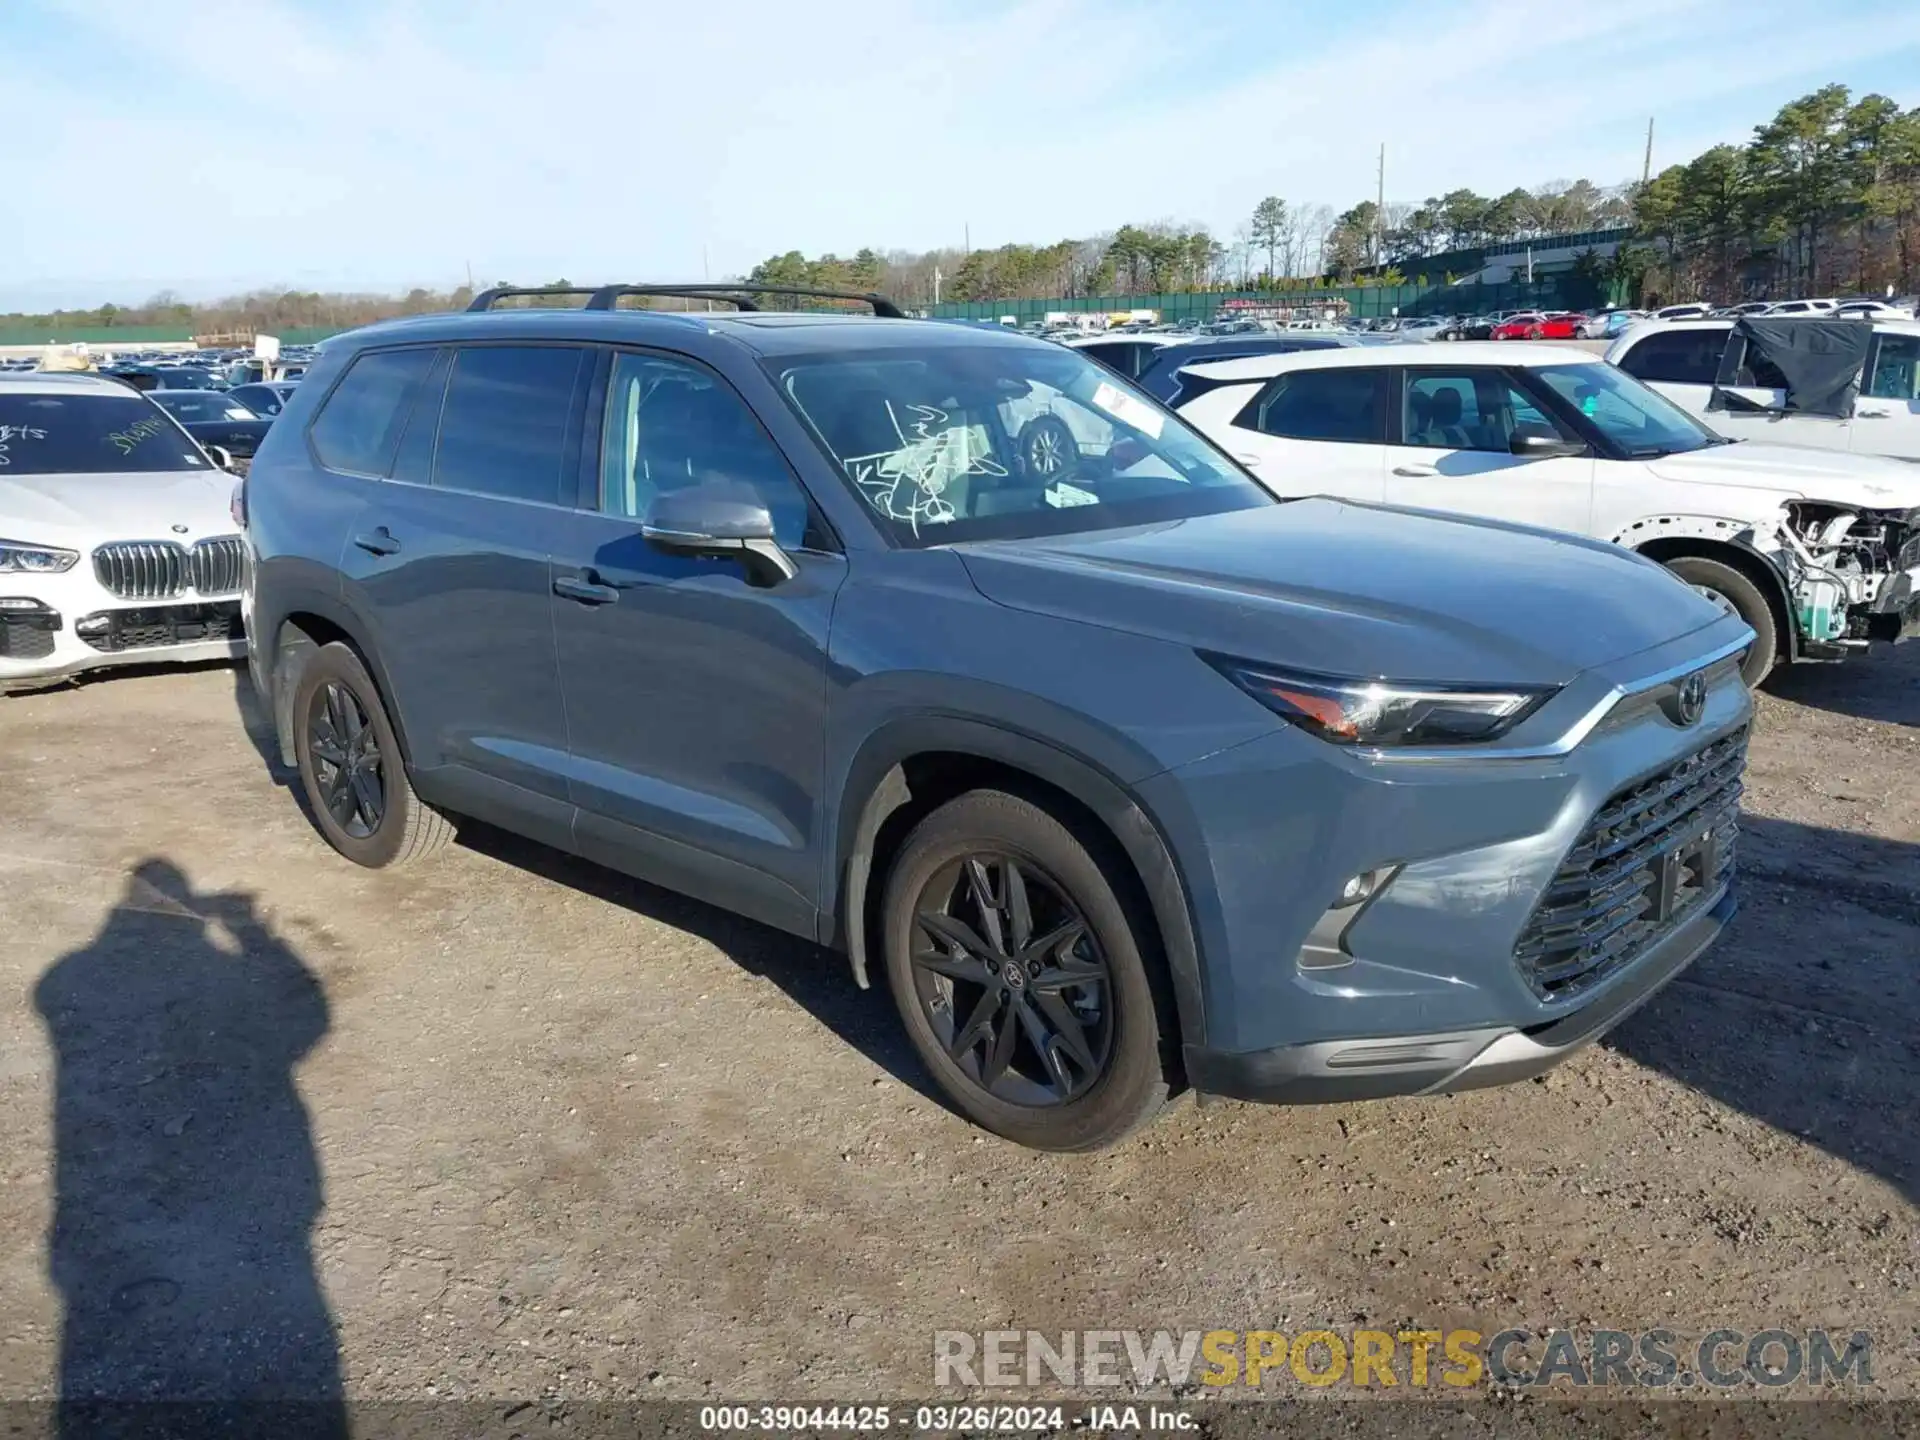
[1534,362,1722,458]
[769,344,1269,544]
[0,392,211,474]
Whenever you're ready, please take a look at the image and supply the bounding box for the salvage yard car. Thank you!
[1608,315,1920,461]
[244,284,1753,1151]
[1173,343,1920,686]
[0,372,248,692]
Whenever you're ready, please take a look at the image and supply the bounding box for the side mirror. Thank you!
[641,484,799,587]
[1509,431,1585,459]
[205,444,236,473]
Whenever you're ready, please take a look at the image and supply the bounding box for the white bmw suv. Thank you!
[1,372,247,693]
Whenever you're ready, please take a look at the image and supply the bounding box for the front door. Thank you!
[1381,367,1594,533]
[1854,332,1920,460]
[549,349,846,936]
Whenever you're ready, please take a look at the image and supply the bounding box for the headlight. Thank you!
[0,539,79,574]
[1207,656,1556,747]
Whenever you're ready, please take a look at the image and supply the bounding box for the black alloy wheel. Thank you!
[290,640,455,867]
[307,681,384,839]
[910,852,1112,1106]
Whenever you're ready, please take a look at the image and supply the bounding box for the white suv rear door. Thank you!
[1177,365,1388,502]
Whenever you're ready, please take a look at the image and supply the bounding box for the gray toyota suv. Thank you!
[242,284,1754,1150]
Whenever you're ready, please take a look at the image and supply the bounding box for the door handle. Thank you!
[1855,408,1891,418]
[352,528,401,556]
[1392,463,1438,477]
[553,574,620,605]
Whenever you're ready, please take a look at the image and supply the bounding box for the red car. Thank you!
[1533,312,1588,340]
[1489,311,1546,340]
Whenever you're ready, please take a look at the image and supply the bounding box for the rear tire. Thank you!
[291,641,454,867]
[880,789,1171,1151]
[1664,556,1778,687]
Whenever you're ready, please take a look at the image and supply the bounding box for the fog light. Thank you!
[0,596,46,611]
[1333,870,1383,908]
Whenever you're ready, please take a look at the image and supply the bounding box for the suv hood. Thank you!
[957,500,1725,687]
[1646,442,1920,509]
[0,468,234,547]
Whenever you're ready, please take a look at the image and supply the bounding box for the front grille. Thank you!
[94,541,187,600]
[92,536,245,599]
[1515,727,1747,1001]
[74,602,244,654]
[189,536,245,595]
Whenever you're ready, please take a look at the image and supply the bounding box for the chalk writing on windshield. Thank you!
[842,402,1008,536]
[0,424,49,466]
[106,415,171,455]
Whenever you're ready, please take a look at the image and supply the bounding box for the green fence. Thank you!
[0,323,348,347]
[926,276,1588,325]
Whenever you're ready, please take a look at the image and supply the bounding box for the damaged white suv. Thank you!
[1174,343,1920,686]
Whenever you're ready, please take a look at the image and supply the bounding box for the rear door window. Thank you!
[1616,329,1728,386]
[308,347,440,476]
[1237,368,1385,443]
[432,345,589,505]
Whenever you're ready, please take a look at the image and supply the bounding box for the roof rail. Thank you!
[465,283,907,319]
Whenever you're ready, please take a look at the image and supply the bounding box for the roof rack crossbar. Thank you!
[583,283,906,318]
[466,286,602,312]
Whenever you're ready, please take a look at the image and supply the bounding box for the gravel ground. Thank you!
[0,648,1913,1415]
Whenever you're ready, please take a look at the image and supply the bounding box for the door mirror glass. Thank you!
[205,444,236,472]
[642,483,798,586]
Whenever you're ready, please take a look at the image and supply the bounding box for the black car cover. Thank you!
[1709,317,1871,420]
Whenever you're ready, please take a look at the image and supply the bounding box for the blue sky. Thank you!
[4,0,1920,310]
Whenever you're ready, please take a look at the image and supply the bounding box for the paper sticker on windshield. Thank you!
[1045,481,1099,508]
[1090,382,1164,439]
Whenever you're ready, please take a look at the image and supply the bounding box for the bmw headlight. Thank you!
[0,539,79,574]
[1207,656,1556,747]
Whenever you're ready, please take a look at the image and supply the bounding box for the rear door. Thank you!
[336,342,587,838]
[1203,365,1388,501]
[1853,331,1920,459]
[1613,325,1729,420]
[1380,366,1594,533]
[546,347,847,936]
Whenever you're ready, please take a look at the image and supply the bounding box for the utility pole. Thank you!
[1375,143,1386,267]
[933,265,942,305]
[964,223,970,256]
[1642,117,1654,187]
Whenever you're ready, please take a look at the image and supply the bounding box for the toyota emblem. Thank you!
[1667,670,1708,727]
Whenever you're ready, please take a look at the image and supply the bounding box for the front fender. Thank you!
[824,713,1209,1050]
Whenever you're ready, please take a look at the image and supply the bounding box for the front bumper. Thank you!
[1185,887,1732,1103]
[0,566,246,692]
[1137,617,1755,1102]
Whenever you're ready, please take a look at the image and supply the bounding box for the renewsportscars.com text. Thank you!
[934,1327,1874,1390]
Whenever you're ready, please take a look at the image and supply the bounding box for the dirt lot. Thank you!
[0,646,1914,1413]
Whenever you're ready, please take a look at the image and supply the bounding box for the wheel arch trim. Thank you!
[825,716,1209,1049]
[265,594,417,769]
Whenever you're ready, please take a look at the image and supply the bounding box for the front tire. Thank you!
[881,789,1171,1151]
[1664,556,1778,687]
[291,641,454,867]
